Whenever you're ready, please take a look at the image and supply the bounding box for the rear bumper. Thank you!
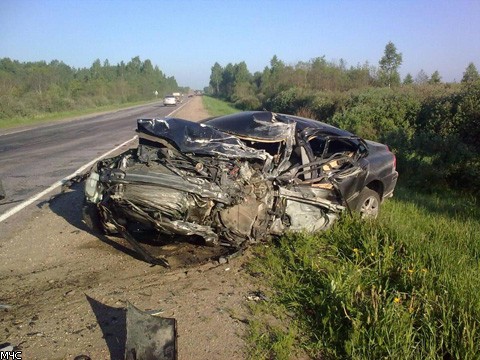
[383,171,399,200]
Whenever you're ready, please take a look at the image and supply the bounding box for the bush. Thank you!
[265,87,316,114]
[234,95,261,110]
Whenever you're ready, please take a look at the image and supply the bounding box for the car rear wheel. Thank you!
[355,188,381,219]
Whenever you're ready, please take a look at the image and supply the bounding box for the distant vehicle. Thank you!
[172,92,181,103]
[163,95,176,106]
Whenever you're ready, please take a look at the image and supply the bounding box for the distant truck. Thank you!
[172,92,181,103]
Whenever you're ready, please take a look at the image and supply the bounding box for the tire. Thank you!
[355,188,381,219]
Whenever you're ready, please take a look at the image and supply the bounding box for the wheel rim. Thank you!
[360,195,379,218]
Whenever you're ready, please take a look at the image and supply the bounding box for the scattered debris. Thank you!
[0,344,14,352]
[73,355,92,360]
[125,302,177,360]
[246,290,269,302]
[145,309,164,316]
[65,290,76,296]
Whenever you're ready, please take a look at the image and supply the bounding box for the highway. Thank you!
[0,100,189,229]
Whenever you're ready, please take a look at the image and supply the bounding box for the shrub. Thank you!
[234,95,261,110]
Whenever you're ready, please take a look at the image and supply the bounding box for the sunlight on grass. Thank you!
[247,186,480,359]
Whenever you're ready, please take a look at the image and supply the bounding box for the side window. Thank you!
[308,137,326,157]
[243,140,283,156]
[324,138,357,157]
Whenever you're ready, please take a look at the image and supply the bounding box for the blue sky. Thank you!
[1,0,479,89]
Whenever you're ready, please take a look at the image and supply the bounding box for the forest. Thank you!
[208,43,480,195]
[0,56,180,121]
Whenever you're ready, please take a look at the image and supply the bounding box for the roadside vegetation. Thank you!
[0,56,183,129]
[202,95,240,117]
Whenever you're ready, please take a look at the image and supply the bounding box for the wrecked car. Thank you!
[83,111,398,265]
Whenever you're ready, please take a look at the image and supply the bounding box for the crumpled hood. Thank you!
[205,111,297,142]
[137,117,271,160]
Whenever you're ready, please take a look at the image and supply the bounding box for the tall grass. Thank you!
[247,186,480,359]
[202,96,240,117]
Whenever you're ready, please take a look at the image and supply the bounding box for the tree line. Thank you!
[0,56,180,121]
[208,43,480,194]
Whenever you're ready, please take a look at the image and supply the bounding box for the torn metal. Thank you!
[125,302,177,360]
[83,111,398,265]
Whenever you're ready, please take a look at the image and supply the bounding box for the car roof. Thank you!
[204,111,353,140]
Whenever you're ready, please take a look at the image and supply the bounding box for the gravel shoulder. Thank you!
[174,96,210,121]
[0,97,257,359]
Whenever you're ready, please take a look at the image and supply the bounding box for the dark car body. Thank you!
[83,111,397,264]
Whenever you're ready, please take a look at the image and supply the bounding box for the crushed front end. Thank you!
[83,116,349,265]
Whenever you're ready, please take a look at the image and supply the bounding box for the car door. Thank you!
[300,129,369,208]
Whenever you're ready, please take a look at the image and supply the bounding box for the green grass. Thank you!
[202,96,240,117]
[0,99,159,130]
[247,186,480,359]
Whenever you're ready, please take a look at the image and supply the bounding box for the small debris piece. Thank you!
[145,309,164,316]
[246,290,269,302]
[125,302,177,360]
[74,356,92,360]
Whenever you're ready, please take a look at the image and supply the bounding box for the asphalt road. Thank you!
[0,100,189,234]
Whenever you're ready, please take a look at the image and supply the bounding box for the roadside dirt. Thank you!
[0,96,259,359]
[173,96,210,121]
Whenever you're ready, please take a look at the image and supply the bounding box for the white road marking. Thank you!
[168,99,189,115]
[0,99,191,224]
[0,136,138,223]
